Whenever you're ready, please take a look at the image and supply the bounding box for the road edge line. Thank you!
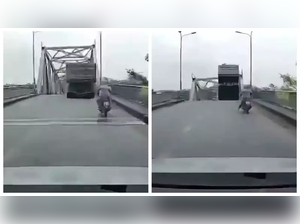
[152,99,185,111]
[112,97,148,124]
[3,94,38,107]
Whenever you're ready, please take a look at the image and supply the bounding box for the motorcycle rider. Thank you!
[238,89,252,110]
[96,85,112,111]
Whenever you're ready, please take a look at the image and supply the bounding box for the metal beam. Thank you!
[53,54,85,59]
[195,77,218,81]
[45,45,93,50]
[52,57,89,61]
[51,58,89,62]
[52,48,88,59]
[37,44,95,95]
[84,48,92,57]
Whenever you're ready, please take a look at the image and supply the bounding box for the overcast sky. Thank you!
[152,29,297,90]
[1,0,298,28]
[3,31,148,84]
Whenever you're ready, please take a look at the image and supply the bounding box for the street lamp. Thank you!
[235,30,253,88]
[179,31,197,90]
[99,31,102,83]
[32,31,40,92]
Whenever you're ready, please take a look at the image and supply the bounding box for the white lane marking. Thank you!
[4,121,145,126]
[4,117,137,122]
[183,126,191,133]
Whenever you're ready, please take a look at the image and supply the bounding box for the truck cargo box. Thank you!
[218,64,239,76]
[218,76,239,100]
[66,63,96,83]
[218,64,240,100]
[66,82,95,99]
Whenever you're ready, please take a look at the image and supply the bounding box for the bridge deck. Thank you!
[152,101,296,159]
[4,95,148,168]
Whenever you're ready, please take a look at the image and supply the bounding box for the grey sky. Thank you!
[152,29,297,90]
[1,0,298,28]
[3,31,148,84]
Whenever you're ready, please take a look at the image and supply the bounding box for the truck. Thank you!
[66,63,96,99]
[218,64,241,100]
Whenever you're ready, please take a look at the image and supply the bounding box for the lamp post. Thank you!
[235,30,253,88]
[32,31,40,92]
[179,31,197,90]
[99,31,103,84]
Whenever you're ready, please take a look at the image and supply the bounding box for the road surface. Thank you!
[4,95,148,168]
[152,101,296,159]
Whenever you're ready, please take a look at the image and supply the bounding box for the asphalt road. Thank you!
[152,101,296,159]
[4,95,148,168]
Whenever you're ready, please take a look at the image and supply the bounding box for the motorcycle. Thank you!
[242,100,252,114]
[99,101,111,117]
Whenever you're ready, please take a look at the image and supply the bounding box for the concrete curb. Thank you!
[152,99,185,111]
[4,94,38,107]
[253,100,296,127]
[112,97,148,124]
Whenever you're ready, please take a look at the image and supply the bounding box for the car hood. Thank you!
[152,158,296,191]
[4,166,147,185]
[152,157,296,173]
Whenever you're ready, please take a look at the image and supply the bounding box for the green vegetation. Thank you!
[263,73,297,91]
[279,73,296,91]
[102,55,149,86]
[126,69,148,86]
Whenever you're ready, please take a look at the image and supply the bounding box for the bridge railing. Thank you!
[152,91,178,104]
[152,90,190,105]
[152,89,218,105]
[109,84,148,108]
[253,90,296,111]
[152,89,297,111]
[3,86,35,100]
[4,86,297,111]
[3,84,149,108]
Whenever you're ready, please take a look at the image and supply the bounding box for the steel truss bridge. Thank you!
[37,44,100,94]
[3,43,148,183]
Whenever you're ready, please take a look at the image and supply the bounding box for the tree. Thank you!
[251,85,260,91]
[279,73,296,90]
[268,83,278,90]
[126,69,148,86]
[269,83,275,88]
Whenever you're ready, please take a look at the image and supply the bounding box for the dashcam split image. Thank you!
[3,31,149,193]
[2,29,297,193]
[151,29,297,192]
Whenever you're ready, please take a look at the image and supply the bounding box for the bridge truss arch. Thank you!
[37,44,100,94]
[189,74,219,101]
[189,73,243,101]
